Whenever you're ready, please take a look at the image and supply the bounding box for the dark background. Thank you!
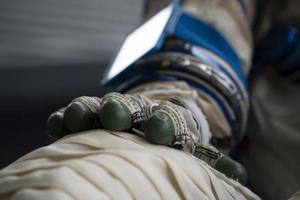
[0,0,143,168]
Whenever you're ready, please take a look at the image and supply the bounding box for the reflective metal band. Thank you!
[136,52,247,107]
[162,39,249,114]
[163,39,248,90]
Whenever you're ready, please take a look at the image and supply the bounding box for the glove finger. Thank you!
[99,92,154,131]
[47,107,70,139]
[64,96,102,132]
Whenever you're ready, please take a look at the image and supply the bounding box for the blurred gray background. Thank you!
[0,0,143,168]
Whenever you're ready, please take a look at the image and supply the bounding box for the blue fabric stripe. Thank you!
[173,13,247,87]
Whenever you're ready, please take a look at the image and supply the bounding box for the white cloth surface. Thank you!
[0,130,259,200]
